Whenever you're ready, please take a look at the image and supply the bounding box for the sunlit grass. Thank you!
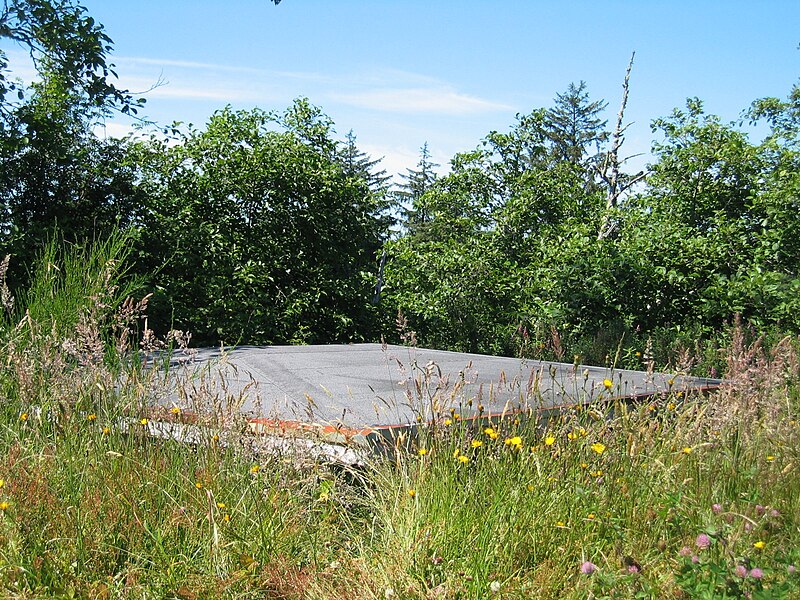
[0,238,798,598]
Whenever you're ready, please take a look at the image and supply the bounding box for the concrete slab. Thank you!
[163,343,720,443]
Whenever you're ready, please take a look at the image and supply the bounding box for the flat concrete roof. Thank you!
[163,344,720,441]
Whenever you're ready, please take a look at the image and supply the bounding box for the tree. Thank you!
[545,81,608,166]
[134,102,383,345]
[395,142,439,236]
[0,0,142,288]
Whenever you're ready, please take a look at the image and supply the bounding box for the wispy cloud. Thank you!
[331,87,512,115]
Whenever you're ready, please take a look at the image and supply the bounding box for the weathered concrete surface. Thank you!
[163,344,720,443]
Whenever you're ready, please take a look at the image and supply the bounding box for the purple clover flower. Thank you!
[712,503,723,514]
[735,565,748,578]
[749,568,764,579]
[580,561,597,575]
[696,533,711,550]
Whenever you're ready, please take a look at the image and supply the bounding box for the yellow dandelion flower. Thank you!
[471,440,483,449]
[19,412,28,421]
[102,426,111,435]
[458,455,469,464]
[682,447,693,455]
[453,448,461,459]
[544,435,556,446]
[667,378,675,386]
[603,379,613,390]
[0,501,8,511]
[587,513,596,520]
[140,418,149,426]
[216,502,226,509]
[444,419,453,426]
[591,442,606,455]
[483,427,495,436]
[194,482,203,489]
[590,470,603,478]
[556,521,566,528]
[667,402,676,410]
[223,513,231,523]
[87,413,97,421]
[250,465,261,474]
[754,541,765,550]
[567,431,578,440]
[526,484,535,492]
[635,351,642,358]
[488,431,499,440]
[170,406,181,415]
[212,434,220,443]
[580,462,588,469]
[529,445,538,452]
[418,448,428,456]
[407,489,417,498]
[0,479,4,489]
[453,413,460,420]
[766,455,776,462]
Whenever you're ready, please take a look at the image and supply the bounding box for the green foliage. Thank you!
[133,102,384,345]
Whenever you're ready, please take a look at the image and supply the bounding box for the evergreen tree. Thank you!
[396,142,438,235]
[545,81,608,167]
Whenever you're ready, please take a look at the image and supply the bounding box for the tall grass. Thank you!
[0,238,798,598]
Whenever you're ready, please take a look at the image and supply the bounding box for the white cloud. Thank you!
[331,87,511,115]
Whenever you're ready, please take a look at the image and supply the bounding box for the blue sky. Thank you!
[33,1,800,178]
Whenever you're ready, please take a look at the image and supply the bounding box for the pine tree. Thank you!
[545,81,608,167]
[396,142,439,234]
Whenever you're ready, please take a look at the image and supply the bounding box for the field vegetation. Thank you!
[1,1,800,597]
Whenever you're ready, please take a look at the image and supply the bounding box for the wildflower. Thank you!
[418,448,428,456]
[712,503,723,514]
[695,533,711,550]
[753,541,765,550]
[544,435,556,446]
[453,413,460,420]
[102,426,110,435]
[250,465,261,474]
[681,447,693,455]
[587,513,596,520]
[580,561,597,575]
[140,418,149,426]
[678,546,692,557]
[458,455,469,464]
[444,419,453,426]
[788,565,796,575]
[87,413,97,421]
[627,564,640,574]
[170,406,181,415]
[194,482,203,490]
[489,580,501,594]
[0,479,4,489]
[667,378,675,387]
[567,431,578,440]
[216,502,225,509]
[556,521,566,528]
[488,430,499,440]
[407,489,417,498]
[735,565,748,578]
[590,470,603,478]
[591,442,606,455]
[755,504,765,516]
[580,463,588,469]
[0,501,8,511]
[483,427,495,436]
[749,568,764,579]
[603,379,613,390]
[471,440,483,449]
[635,351,642,358]
[691,555,700,564]
[766,455,776,462]
[667,402,676,410]
[505,436,523,449]
[19,412,28,422]
[770,509,780,518]
[385,589,396,599]
[453,448,461,459]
